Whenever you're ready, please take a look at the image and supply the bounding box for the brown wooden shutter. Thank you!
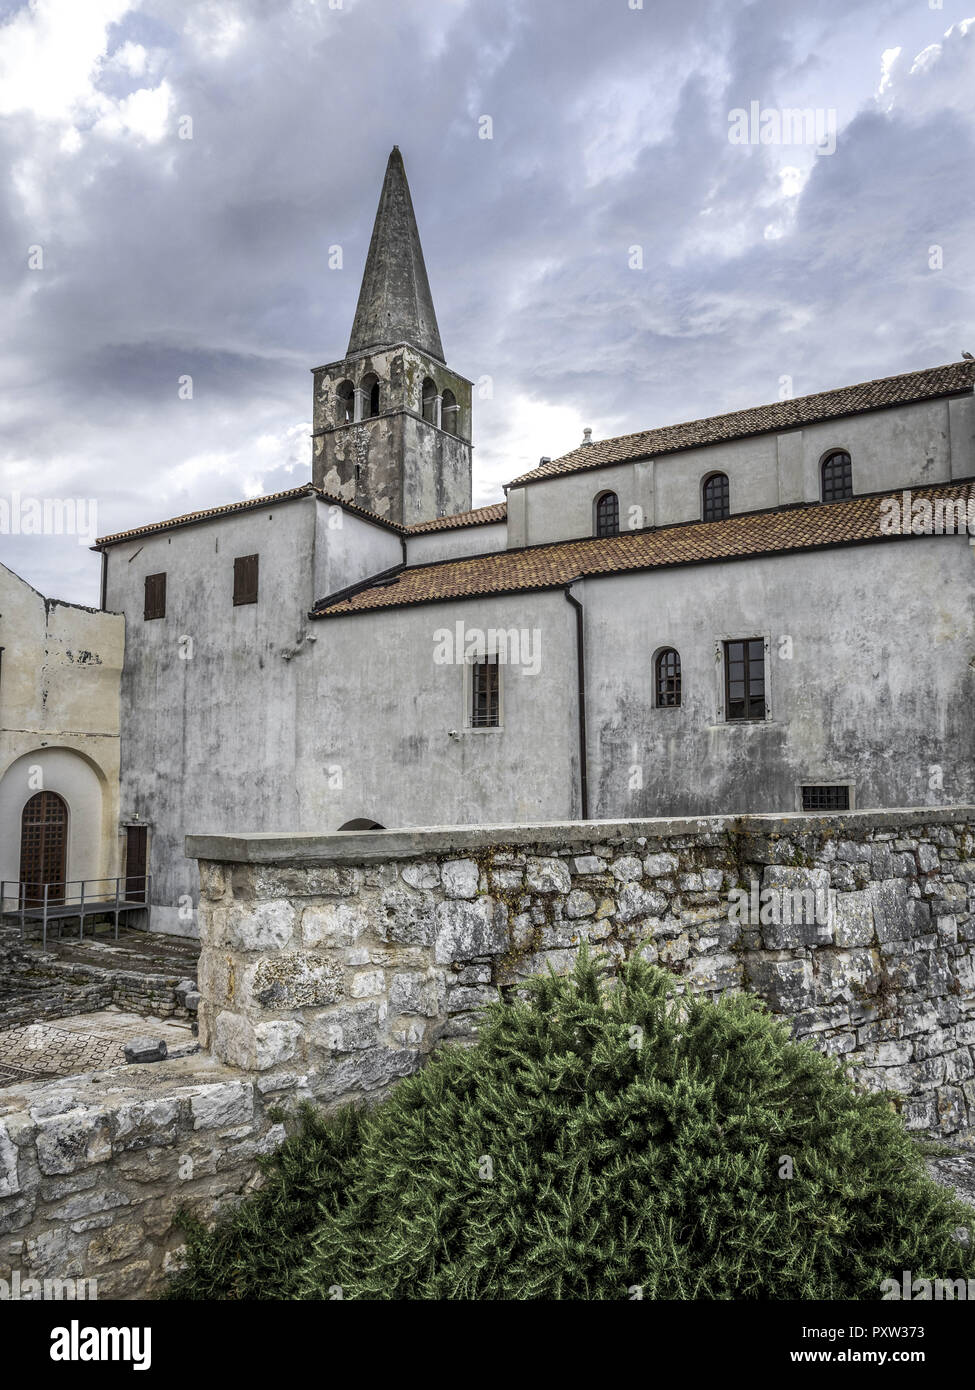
[144,572,166,620]
[233,554,259,605]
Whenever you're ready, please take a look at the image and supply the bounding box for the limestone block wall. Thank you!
[0,1056,286,1298]
[189,808,975,1136]
[2,807,974,1300]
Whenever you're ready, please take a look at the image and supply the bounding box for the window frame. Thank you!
[594,490,620,538]
[441,387,459,435]
[820,450,853,502]
[335,379,355,426]
[799,782,855,812]
[361,373,380,419]
[702,472,730,522]
[421,377,438,425]
[233,553,259,607]
[715,635,771,723]
[143,572,166,621]
[464,651,503,731]
[653,647,682,708]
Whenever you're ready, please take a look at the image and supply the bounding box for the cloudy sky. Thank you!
[1,0,974,605]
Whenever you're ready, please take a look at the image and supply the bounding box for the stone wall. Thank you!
[0,1055,286,1298]
[0,927,198,1029]
[3,807,974,1299]
[189,808,975,1136]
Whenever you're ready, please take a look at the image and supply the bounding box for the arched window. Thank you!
[702,472,730,522]
[441,387,458,435]
[594,491,619,537]
[20,790,68,906]
[361,373,380,419]
[336,380,355,425]
[655,649,681,708]
[821,450,852,502]
[421,377,438,424]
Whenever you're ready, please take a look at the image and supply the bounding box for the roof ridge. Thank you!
[93,482,406,548]
[406,501,507,533]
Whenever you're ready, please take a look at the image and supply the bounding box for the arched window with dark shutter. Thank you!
[594,491,619,537]
[655,648,681,707]
[821,450,852,501]
[702,472,730,522]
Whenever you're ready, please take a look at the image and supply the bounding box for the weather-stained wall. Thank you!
[0,564,123,897]
[506,394,975,547]
[312,343,472,524]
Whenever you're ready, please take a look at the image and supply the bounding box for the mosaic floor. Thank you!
[0,1010,197,1084]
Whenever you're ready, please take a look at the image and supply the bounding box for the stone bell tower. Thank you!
[311,147,473,525]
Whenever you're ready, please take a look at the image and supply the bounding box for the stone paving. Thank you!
[0,1009,197,1083]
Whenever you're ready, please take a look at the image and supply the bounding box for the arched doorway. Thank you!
[20,791,68,905]
[337,819,386,831]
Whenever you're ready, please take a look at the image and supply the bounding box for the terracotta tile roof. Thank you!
[93,483,404,547]
[510,360,975,485]
[312,480,973,617]
[406,502,507,533]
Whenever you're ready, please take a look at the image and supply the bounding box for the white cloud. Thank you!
[94,79,174,143]
[110,40,147,76]
[182,2,246,61]
[0,0,136,122]
[876,46,901,100]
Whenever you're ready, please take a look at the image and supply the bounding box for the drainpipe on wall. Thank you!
[564,578,589,821]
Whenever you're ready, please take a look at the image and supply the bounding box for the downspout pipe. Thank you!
[563,579,589,821]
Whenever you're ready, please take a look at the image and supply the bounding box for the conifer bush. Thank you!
[167,955,975,1300]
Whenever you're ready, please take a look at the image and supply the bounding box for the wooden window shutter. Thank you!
[144,572,166,620]
[233,554,259,605]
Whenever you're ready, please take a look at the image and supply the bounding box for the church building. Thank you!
[90,148,975,935]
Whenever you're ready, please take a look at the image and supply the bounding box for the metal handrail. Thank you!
[0,875,152,948]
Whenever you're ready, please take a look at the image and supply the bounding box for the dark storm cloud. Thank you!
[1,0,973,600]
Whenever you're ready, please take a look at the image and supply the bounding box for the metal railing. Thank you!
[0,876,152,949]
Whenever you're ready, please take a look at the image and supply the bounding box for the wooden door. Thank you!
[125,825,148,901]
[19,792,68,906]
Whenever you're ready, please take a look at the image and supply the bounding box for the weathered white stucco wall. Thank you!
[0,563,123,895]
[405,521,507,565]
[508,395,975,547]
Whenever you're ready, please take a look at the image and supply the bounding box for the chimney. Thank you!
[581,427,593,446]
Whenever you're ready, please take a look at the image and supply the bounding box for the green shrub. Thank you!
[166,955,974,1300]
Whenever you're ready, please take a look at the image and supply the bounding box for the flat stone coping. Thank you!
[186,806,975,867]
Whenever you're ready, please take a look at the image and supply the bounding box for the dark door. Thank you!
[20,791,68,906]
[125,825,148,901]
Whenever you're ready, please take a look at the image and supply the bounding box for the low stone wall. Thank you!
[0,1055,286,1298]
[0,927,198,1028]
[3,807,974,1299]
[189,808,975,1136]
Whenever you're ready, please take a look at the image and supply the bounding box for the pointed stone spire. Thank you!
[347,147,445,362]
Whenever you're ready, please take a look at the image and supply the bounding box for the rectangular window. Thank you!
[724,638,765,720]
[471,654,500,727]
[143,572,166,620]
[802,784,850,812]
[233,554,259,606]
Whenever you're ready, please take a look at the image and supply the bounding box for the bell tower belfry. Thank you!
[311,147,473,525]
